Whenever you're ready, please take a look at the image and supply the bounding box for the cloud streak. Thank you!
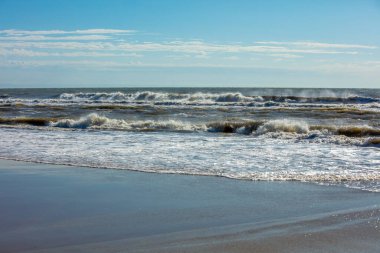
[0,29,378,75]
[0,30,375,56]
[0,35,112,41]
[0,29,135,36]
[2,59,379,75]
[256,41,377,49]
[0,48,142,57]
[0,40,365,55]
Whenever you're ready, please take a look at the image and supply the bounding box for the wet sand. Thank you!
[0,160,379,253]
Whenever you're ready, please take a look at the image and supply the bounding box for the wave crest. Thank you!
[363,137,380,146]
[256,120,309,134]
[51,113,109,129]
[50,113,205,132]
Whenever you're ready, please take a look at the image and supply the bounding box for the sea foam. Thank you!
[1,127,379,192]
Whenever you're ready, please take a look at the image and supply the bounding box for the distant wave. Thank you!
[2,92,380,112]
[58,91,263,103]
[55,91,379,104]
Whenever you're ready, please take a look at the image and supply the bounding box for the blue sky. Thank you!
[0,0,379,88]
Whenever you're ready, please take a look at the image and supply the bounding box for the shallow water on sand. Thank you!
[0,160,379,253]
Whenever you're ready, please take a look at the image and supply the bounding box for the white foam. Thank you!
[0,127,379,192]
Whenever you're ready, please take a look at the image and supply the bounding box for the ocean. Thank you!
[0,88,379,192]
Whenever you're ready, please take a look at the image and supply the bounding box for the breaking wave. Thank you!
[1,114,379,147]
[58,91,262,103]
[50,115,314,136]
[364,137,380,147]
[0,113,379,136]
[50,113,206,132]
[256,120,309,134]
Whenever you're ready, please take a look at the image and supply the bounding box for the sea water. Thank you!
[0,88,379,191]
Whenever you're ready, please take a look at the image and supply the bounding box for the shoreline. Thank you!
[0,159,379,253]
[0,156,379,194]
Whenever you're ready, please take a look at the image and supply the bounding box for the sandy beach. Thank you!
[2,0,380,252]
[0,159,379,253]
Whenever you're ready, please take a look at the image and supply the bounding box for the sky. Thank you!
[0,0,380,88]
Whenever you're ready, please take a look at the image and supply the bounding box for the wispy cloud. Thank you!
[314,61,380,73]
[0,29,134,43]
[0,30,374,56]
[0,40,365,55]
[269,54,304,59]
[0,35,112,41]
[0,48,142,57]
[3,59,379,76]
[0,29,135,36]
[0,29,378,75]
[256,41,377,49]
